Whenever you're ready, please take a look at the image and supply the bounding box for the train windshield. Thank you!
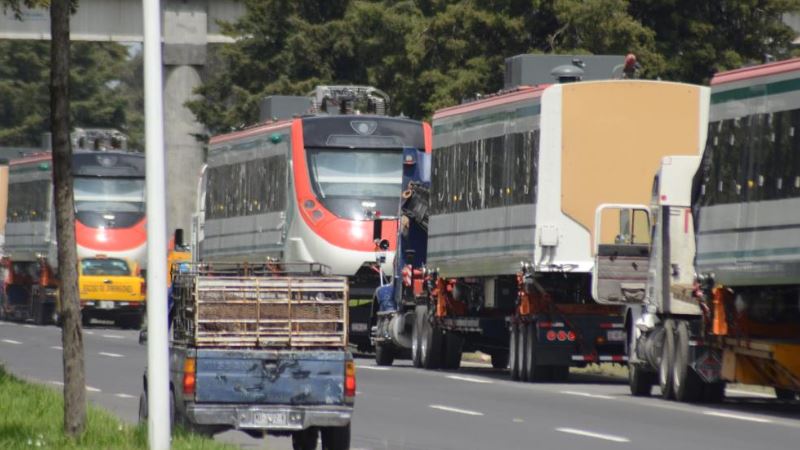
[74,177,145,228]
[307,148,403,219]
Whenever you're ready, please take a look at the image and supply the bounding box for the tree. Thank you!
[50,0,86,437]
[190,0,800,133]
[630,0,800,83]
[0,40,139,148]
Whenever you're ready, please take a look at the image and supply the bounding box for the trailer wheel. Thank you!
[629,363,655,396]
[292,427,319,450]
[442,332,463,370]
[412,306,425,368]
[659,320,675,400]
[421,311,442,369]
[490,349,509,369]
[320,424,350,450]
[32,297,46,325]
[702,381,725,403]
[509,323,520,380]
[673,321,703,402]
[375,342,395,366]
[776,388,798,401]
[524,323,550,382]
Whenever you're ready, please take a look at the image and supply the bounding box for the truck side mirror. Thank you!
[372,219,382,243]
[404,249,416,264]
[174,228,185,250]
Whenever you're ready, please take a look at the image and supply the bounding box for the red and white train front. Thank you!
[72,151,147,268]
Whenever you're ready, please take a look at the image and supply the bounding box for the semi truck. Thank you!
[370,63,711,380]
[626,58,800,401]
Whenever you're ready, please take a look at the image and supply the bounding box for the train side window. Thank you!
[790,109,800,199]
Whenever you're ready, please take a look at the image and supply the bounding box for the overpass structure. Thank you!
[0,0,246,235]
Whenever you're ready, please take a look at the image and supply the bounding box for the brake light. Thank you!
[557,330,567,342]
[345,360,356,400]
[183,358,196,395]
[546,330,557,341]
[567,331,576,341]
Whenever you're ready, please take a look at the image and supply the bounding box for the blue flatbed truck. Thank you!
[139,263,355,450]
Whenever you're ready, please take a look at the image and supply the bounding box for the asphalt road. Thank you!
[2,320,800,450]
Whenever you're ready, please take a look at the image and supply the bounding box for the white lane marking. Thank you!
[556,427,630,443]
[23,324,36,329]
[86,386,102,393]
[115,393,136,399]
[51,346,63,350]
[48,380,64,386]
[356,365,390,371]
[560,390,614,400]
[512,418,525,423]
[1,339,22,345]
[446,375,493,384]
[726,388,774,399]
[429,404,484,416]
[102,334,124,339]
[703,411,772,423]
[99,352,124,358]
[84,331,95,335]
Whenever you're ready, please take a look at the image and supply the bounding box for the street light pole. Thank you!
[142,0,170,448]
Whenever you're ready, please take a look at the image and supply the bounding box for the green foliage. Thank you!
[189,0,800,134]
[0,40,143,148]
[0,365,236,450]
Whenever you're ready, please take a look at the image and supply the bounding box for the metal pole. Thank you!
[143,0,170,448]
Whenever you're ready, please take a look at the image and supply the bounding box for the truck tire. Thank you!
[321,424,350,450]
[673,320,704,402]
[659,320,675,400]
[138,391,147,424]
[412,306,425,368]
[490,349,509,369]
[629,363,655,396]
[509,323,520,380]
[375,342,395,366]
[32,297,45,325]
[442,332,464,370]
[421,312,442,369]
[776,388,798,400]
[292,428,319,450]
[524,323,550,382]
[702,381,725,403]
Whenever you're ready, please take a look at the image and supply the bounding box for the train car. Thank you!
[197,86,432,350]
[0,130,146,324]
[412,76,709,380]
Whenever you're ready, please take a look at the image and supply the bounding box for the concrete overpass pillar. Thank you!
[162,0,207,236]
[163,65,204,236]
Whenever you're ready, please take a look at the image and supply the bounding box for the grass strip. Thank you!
[0,365,238,450]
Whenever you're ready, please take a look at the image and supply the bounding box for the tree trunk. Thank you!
[50,0,86,437]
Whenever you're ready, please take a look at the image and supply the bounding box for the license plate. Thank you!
[351,322,368,332]
[247,411,288,427]
[99,301,115,310]
[607,330,625,341]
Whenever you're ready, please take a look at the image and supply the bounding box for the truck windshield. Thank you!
[307,148,402,220]
[81,258,130,276]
